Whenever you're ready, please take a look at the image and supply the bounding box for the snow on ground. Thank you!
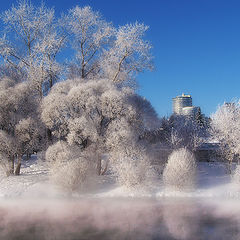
[0,156,50,198]
[0,156,239,200]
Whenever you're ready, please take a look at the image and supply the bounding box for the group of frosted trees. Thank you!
[0,1,239,192]
[0,1,159,191]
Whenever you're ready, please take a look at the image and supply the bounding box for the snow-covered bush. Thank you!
[46,141,97,192]
[112,144,154,189]
[45,141,70,164]
[114,158,151,189]
[163,148,196,191]
[211,102,240,172]
[51,156,96,192]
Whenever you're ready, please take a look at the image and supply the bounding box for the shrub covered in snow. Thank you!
[112,144,155,189]
[45,141,70,164]
[114,158,149,189]
[46,141,97,192]
[50,156,96,192]
[163,148,196,191]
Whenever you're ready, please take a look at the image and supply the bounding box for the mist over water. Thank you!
[0,198,239,240]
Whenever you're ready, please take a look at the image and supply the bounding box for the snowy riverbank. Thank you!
[0,157,239,200]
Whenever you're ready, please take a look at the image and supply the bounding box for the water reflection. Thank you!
[162,200,201,239]
[0,198,239,240]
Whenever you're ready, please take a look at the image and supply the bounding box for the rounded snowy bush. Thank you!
[46,141,96,192]
[115,158,149,189]
[112,146,155,189]
[51,156,95,192]
[45,141,70,163]
[163,148,196,191]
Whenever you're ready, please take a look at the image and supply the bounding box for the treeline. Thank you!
[0,1,238,192]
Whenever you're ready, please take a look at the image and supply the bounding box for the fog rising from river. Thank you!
[0,198,239,240]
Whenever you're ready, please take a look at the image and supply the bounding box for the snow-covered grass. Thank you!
[0,155,239,200]
[0,156,50,198]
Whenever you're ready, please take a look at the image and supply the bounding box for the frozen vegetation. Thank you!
[0,0,239,202]
[0,0,239,201]
[163,148,196,191]
[0,1,240,239]
[0,153,239,199]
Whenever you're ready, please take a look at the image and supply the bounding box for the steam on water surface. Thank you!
[0,198,239,240]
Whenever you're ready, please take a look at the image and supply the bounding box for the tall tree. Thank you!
[101,22,153,84]
[0,76,44,175]
[65,6,114,79]
[0,0,66,97]
[66,6,153,85]
[211,102,240,172]
[41,77,157,176]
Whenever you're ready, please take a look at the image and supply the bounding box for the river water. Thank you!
[0,198,239,240]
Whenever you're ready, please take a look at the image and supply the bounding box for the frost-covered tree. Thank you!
[0,1,153,92]
[42,77,157,177]
[0,1,156,183]
[0,0,65,97]
[14,117,44,175]
[159,115,208,152]
[101,22,153,84]
[163,148,196,191]
[65,6,114,79]
[129,94,160,130]
[65,6,153,85]
[171,115,206,151]
[0,76,44,175]
[211,102,240,172]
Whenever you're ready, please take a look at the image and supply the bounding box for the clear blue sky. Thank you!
[2,0,240,117]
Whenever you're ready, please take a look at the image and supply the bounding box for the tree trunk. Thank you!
[14,155,22,175]
[101,160,109,175]
[6,158,15,176]
[26,153,31,160]
[226,158,233,174]
[96,155,109,175]
[47,128,53,143]
[10,158,14,174]
[97,158,102,176]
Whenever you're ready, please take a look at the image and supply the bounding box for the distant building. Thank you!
[172,93,192,114]
[182,106,201,116]
[172,93,201,117]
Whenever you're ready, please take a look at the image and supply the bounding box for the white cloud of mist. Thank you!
[0,198,240,240]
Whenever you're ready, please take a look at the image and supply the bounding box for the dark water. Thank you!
[0,198,239,240]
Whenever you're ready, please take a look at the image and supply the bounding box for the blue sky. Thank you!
[2,0,240,117]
